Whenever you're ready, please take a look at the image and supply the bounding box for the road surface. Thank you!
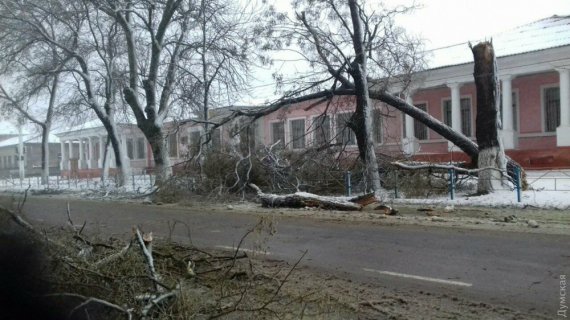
[3,195,568,317]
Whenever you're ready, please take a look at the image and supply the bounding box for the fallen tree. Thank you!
[249,183,378,211]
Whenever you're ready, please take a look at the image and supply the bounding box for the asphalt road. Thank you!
[3,195,568,317]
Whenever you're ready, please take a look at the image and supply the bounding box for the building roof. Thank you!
[0,133,59,148]
[427,15,570,69]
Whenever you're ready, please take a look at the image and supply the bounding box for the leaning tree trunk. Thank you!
[368,90,524,186]
[471,42,508,194]
[347,0,382,194]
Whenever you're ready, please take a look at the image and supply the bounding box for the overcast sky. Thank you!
[389,0,570,49]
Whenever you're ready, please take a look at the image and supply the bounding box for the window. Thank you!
[414,103,428,140]
[271,121,285,147]
[313,115,331,146]
[136,138,146,159]
[499,91,518,131]
[372,109,383,143]
[168,133,178,157]
[460,98,472,136]
[336,113,356,145]
[290,119,306,149]
[443,99,452,127]
[190,131,201,155]
[126,139,134,159]
[211,128,221,149]
[443,98,471,136]
[544,87,560,132]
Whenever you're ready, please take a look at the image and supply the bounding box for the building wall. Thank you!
[256,71,568,169]
[0,142,60,177]
[513,72,559,149]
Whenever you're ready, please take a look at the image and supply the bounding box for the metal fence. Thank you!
[526,170,570,191]
[0,173,156,194]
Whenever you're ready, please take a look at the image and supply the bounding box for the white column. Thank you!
[402,94,417,155]
[98,136,104,168]
[447,82,462,150]
[78,138,84,169]
[60,140,65,170]
[87,137,93,169]
[68,140,73,170]
[555,68,570,147]
[500,75,516,149]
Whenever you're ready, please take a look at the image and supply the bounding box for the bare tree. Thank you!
[0,7,73,185]
[191,0,258,144]
[255,0,424,193]
[90,0,196,184]
[0,77,60,185]
[0,0,132,186]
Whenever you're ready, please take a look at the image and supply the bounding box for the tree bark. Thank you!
[471,42,508,193]
[100,118,130,186]
[40,123,50,185]
[250,184,367,211]
[347,0,382,193]
[139,121,172,185]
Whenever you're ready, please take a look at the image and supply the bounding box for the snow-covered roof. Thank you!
[0,133,59,147]
[427,15,570,69]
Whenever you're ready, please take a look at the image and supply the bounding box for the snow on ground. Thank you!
[0,174,155,195]
[0,170,569,210]
[391,170,570,210]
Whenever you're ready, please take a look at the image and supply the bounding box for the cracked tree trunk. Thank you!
[471,42,508,193]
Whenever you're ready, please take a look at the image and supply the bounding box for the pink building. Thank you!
[261,15,570,169]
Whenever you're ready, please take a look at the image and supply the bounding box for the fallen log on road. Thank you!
[248,184,378,211]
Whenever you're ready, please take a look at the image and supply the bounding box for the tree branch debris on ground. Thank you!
[0,198,358,319]
[249,183,396,213]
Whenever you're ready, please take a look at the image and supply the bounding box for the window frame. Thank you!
[441,96,473,137]
[269,120,286,148]
[334,112,356,146]
[541,84,560,133]
[167,132,178,158]
[311,114,332,147]
[460,96,473,137]
[288,117,307,150]
[412,102,429,141]
[126,138,134,160]
[136,137,146,160]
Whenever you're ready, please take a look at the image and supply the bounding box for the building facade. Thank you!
[0,134,61,178]
[55,121,184,178]
[260,15,570,169]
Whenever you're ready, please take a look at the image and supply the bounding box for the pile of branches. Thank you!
[0,198,333,319]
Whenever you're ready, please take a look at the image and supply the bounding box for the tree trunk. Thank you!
[40,123,50,185]
[348,0,382,194]
[101,136,110,185]
[139,121,172,185]
[100,119,130,187]
[249,183,371,211]
[471,42,508,194]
